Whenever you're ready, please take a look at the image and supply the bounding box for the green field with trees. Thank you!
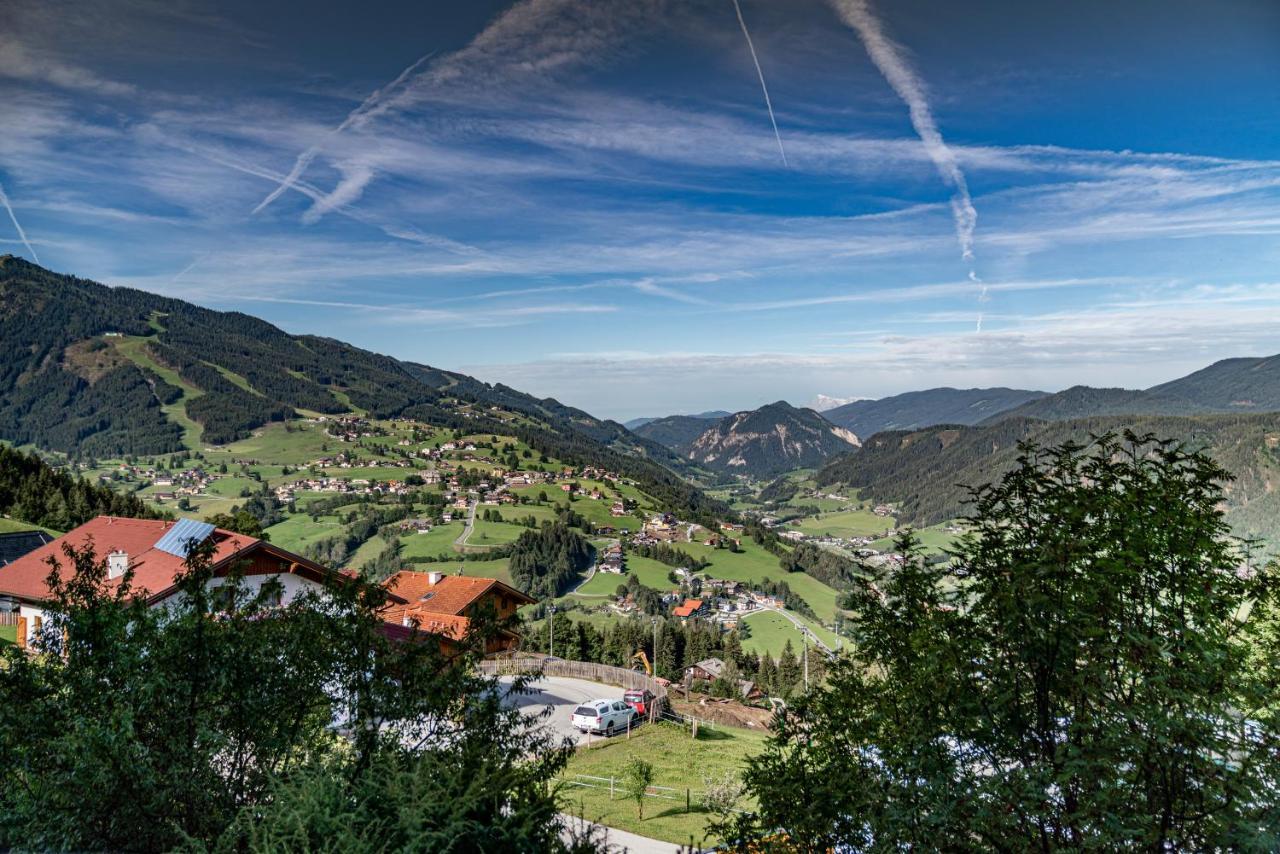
[561,723,766,846]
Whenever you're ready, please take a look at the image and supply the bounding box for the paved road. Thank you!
[500,674,636,746]
[453,500,477,547]
[560,812,695,854]
[563,560,598,596]
[503,677,700,852]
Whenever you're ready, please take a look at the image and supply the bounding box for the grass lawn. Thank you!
[793,508,895,539]
[490,504,558,526]
[399,523,465,559]
[740,609,841,658]
[203,476,261,498]
[786,495,852,513]
[347,534,388,569]
[559,722,766,846]
[871,523,959,555]
[206,421,333,465]
[0,517,60,536]
[678,540,842,623]
[466,519,529,547]
[453,558,512,584]
[622,555,678,590]
[0,624,16,645]
[572,568,627,598]
[262,513,344,552]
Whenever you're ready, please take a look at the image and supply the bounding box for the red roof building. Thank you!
[672,598,706,618]
[380,570,535,654]
[0,516,338,648]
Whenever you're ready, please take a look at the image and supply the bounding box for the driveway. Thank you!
[501,675,699,852]
[499,674,635,747]
[560,812,698,853]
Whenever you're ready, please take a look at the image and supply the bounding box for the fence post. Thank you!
[610,776,615,800]
[691,718,698,740]
[686,788,690,813]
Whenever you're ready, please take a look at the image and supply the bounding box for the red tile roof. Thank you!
[382,571,534,615]
[672,598,704,617]
[0,516,332,604]
[378,571,535,647]
[381,605,471,640]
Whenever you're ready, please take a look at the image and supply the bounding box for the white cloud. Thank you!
[0,36,135,96]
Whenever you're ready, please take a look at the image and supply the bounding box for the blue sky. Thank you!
[2,0,1279,421]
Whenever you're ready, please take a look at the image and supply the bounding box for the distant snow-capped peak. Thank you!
[810,394,863,412]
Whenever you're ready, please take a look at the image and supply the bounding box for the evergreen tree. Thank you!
[722,433,1280,851]
[775,640,800,696]
[0,538,594,851]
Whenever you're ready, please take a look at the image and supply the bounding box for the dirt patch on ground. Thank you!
[63,337,128,383]
[671,696,774,731]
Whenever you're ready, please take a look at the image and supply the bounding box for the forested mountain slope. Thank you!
[0,257,724,522]
[816,413,1280,544]
[1149,355,1280,411]
[823,387,1047,438]
[633,414,730,451]
[982,386,1216,423]
[624,410,729,431]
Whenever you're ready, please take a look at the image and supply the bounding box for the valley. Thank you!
[8,253,1280,700]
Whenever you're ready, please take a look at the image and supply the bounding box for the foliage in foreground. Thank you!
[0,539,596,852]
[722,432,1280,851]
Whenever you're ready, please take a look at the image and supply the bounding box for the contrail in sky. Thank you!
[828,0,981,330]
[252,52,435,215]
[730,0,787,167]
[973,270,987,332]
[0,182,40,264]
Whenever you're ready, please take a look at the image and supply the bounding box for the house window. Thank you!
[212,585,237,613]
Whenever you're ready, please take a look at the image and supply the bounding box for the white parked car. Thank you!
[571,698,635,735]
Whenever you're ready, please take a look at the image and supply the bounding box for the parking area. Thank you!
[499,674,642,746]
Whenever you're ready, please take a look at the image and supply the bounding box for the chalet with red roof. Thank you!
[0,516,338,648]
[380,570,535,655]
[672,598,706,619]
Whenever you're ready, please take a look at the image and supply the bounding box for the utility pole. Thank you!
[549,603,557,658]
[802,629,809,692]
[652,617,660,678]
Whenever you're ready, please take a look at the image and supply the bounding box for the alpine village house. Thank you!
[0,516,532,654]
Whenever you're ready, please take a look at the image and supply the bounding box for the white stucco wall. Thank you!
[15,573,328,645]
[17,603,46,647]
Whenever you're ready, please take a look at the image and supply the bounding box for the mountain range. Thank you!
[0,257,723,522]
[622,411,730,431]
[9,254,1280,543]
[633,402,860,478]
[822,387,1049,436]
[815,411,1280,545]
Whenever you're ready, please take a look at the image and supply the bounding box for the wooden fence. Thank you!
[478,655,669,720]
